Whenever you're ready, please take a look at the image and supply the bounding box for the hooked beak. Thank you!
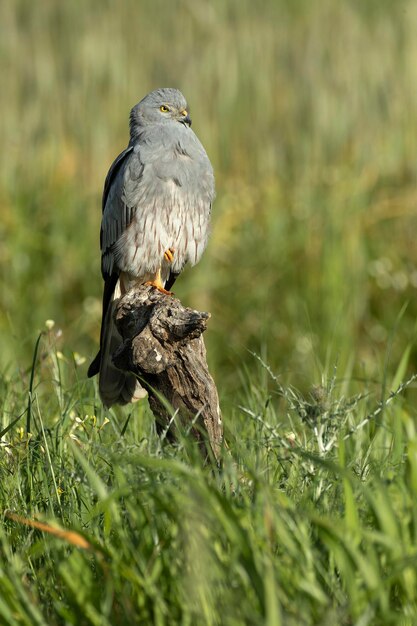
[179,110,192,127]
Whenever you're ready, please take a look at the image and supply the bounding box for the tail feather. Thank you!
[99,296,147,407]
[88,277,147,407]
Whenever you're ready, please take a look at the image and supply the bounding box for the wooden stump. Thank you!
[112,285,223,462]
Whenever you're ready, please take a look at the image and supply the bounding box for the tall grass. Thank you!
[1,331,417,624]
[1,1,417,623]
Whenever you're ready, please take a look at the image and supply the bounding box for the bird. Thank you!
[87,88,215,407]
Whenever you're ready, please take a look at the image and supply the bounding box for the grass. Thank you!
[1,0,417,623]
[2,332,417,625]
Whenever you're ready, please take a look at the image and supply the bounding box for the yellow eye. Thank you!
[160,105,169,113]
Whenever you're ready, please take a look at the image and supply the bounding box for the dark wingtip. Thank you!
[165,272,179,291]
[87,352,101,378]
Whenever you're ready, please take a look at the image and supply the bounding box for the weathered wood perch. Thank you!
[112,285,223,462]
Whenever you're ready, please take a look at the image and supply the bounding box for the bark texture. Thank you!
[112,285,223,461]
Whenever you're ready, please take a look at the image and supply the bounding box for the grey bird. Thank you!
[87,88,215,407]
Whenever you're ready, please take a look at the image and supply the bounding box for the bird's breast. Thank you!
[114,131,214,279]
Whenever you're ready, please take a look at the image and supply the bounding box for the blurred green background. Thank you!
[1,0,417,399]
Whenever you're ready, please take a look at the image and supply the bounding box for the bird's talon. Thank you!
[164,247,175,263]
[145,280,173,296]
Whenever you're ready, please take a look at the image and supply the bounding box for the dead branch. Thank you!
[112,285,223,462]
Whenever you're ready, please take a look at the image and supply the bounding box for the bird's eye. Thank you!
[160,105,170,113]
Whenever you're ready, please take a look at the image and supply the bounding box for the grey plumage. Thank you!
[88,88,215,407]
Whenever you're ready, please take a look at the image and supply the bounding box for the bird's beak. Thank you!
[179,110,192,127]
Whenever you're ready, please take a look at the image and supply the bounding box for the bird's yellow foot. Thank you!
[164,247,175,263]
[145,270,173,295]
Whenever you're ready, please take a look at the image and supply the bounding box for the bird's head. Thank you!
[130,88,192,138]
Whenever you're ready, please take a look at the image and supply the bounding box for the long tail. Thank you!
[88,276,147,407]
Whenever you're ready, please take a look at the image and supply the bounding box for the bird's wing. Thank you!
[88,145,137,379]
[102,146,133,212]
[100,145,137,280]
